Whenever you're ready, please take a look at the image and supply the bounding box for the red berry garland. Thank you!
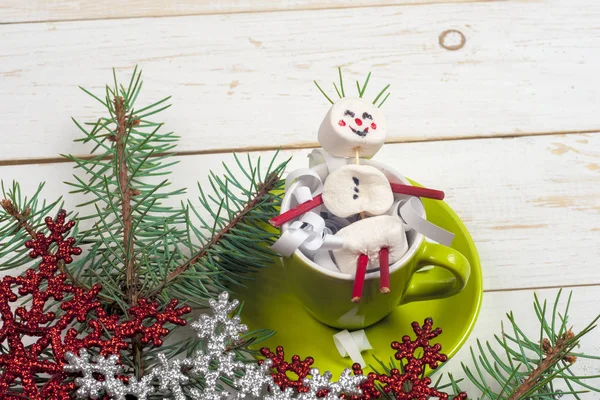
[0,210,191,400]
[263,318,468,400]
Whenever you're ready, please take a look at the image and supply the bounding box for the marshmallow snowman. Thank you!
[272,92,423,302]
[318,97,387,158]
[315,97,408,300]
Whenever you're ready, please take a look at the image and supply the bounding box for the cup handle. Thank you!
[399,241,471,305]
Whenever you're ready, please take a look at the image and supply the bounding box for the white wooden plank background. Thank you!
[2,135,599,291]
[1,0,599,397]
[0,0,496,24]
[2,0,600,162]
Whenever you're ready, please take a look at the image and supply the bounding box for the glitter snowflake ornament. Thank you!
[65,290,469,399]
[67,291,364,399]
[0,210,190,399]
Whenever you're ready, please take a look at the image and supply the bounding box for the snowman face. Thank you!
[318,97,387,158]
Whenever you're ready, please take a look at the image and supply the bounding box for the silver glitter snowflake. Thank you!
[65,291,364,399]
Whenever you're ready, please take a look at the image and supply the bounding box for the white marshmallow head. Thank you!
[318,97,388,158]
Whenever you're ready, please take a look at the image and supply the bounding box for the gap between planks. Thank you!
[1,128,598,167]
[0,0,506,26]
[485,282,600,294]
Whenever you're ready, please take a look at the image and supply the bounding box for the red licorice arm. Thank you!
[269,184,444,228]
[390,183,445,201]
[269,195,324,228]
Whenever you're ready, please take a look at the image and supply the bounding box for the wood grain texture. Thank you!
[2,0,600,162]
[442,286,600,398]
[1,133,598,291]
[0,0,500,24]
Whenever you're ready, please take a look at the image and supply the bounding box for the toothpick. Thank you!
[353,147,367,220]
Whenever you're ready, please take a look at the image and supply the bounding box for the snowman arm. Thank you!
[269,194,324,228]
[389,183,445,201]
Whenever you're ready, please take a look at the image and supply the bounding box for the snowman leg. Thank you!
[351,254,369,303]
[379,247,390,294]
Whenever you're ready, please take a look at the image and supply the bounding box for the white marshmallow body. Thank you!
[322,164,394,218]
[318,97,387,158]
[332,215,409,274]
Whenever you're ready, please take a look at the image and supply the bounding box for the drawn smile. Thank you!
[350,126,369,137]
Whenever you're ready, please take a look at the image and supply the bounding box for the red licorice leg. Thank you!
[379,247,390,294]
[352,254,369,303]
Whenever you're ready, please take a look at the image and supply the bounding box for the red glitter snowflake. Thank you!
[0,210,191,400]
[259,345,315,393]
[265,318,467,400]
[342,364,383,400]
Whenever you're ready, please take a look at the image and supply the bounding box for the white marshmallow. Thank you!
[318,97,387,158]
[332,215,409,274]
[322,164,394,218]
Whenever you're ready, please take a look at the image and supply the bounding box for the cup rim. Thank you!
[281,158,426,281]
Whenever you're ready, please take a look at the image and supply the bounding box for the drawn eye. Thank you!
[362,112,373,120]
[344,110,355,118]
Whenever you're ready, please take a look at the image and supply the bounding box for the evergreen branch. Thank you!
[113,94,137,306]
[437,290,600,400]
[152,163,285,295]
[507,331,576,399]
[112,93,146,378]
[65,69,288,384]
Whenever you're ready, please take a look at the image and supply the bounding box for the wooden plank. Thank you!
[1,0,600,162]
[0,0,499,24]
[0,133,598,291]
[441,286,600,399]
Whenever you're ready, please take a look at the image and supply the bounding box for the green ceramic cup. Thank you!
[280,160,471,330]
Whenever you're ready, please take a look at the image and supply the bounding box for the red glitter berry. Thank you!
[0,210,191,399]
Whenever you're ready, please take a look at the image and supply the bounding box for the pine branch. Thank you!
[113,95,138,306]
[111,93,148,378]
[436,290,600,400]
[150,152,288,307]
[64,68,288,383]
[159,167,282,290]
[508,331,576,400]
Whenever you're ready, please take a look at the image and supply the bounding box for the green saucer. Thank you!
[235,193,483,376]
